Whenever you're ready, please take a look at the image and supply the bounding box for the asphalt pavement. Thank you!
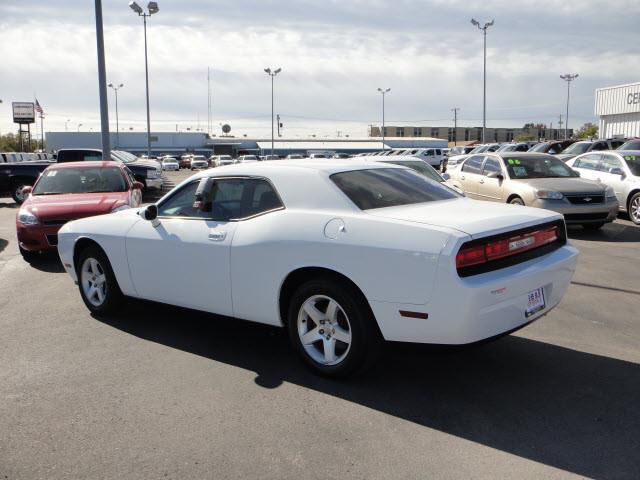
[1,171,639,479]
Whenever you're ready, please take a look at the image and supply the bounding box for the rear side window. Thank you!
[462,156,483,174]
[574,154,600,170]
[482,157,502,175]
[331,168,457,210]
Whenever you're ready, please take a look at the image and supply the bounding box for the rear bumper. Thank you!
[145,177,163,189]
[370,244,578,344]
[531,198,618,224]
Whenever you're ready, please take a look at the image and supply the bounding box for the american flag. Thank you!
[35,99,44,115]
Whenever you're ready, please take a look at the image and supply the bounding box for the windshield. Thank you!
[618,141,640,151]
[33,167,126,195]
[503,155,578,179]
[497,145,516,152]
[561,142,591,155]
[383,160,443,183]
[622,154,640,176]
[529,143,549,152]
[470,145,488,153]
[112,150,138,163]
[331,168,458,210]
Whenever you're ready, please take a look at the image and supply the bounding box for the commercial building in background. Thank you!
[45,132,446,157]
[595,81,640,138]
[368,125,570,144]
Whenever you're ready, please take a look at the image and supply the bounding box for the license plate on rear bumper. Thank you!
[525,287,546,318]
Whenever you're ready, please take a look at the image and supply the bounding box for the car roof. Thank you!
[46,161,122,169]
[193,159,402,177]
[489,152,555,159]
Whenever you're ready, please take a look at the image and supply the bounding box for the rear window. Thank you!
[331,168,457,210]
[33,167,126,195]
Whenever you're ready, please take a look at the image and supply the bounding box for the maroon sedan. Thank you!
[16,161,143,261]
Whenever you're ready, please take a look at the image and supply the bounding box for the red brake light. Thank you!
[456,226,559,270]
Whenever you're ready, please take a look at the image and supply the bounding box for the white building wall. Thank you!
[599,113,640,139]
[595,81,640,138]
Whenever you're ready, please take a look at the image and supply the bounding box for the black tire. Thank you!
[76,245,124,315]
[11,182,29,204]
[287,278,381,378]
[509,196,525,206]
[629,192,640,225]
[19,246,38,263]
[582,223,604,230]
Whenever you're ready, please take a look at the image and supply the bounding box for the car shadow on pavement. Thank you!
[0,200,17,209]
[567,222,640,243]
[95,301,639,480]
[0,239,7,254]
[25,253,66,273]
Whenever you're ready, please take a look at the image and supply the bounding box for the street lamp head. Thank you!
[147,1,159,14]
[119,83,124,88]
[274,68,282,74]
[129,1,143,14]
[485,19,495,28]
[108,83,114,87]
[471,18,479,26]
[264,68,271,74]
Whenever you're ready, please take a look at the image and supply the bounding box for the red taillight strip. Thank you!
[456,226,559,269]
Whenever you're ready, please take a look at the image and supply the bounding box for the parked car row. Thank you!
[0,152,55,163]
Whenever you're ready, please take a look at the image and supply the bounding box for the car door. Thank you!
[571,153,602,181]
[476,156,505,202]
[125,177,244,315]
[457,155,484,198]
[597,153,627,203]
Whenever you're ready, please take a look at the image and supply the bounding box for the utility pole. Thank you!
[95,0,111,161]
[560,73,578,140]
[451,107,460,146]
[558,114,563,140]
[277,114,282,137]
[377,88,391,150]
[471,18,494,143]
[264,67,282,155]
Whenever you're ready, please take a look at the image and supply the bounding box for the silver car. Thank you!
[566,150,640,224]
[447,152,619,230]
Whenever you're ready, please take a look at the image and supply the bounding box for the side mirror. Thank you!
[22,186,33,195]
[441,172,451,181]
[575,171,581,177]
[132,181,144,190]
[193,177,214,212]
[610,167,624,176]
[142,204,158,221]
[486,171,504,180]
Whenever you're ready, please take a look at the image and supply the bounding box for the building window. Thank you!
[476,128,482,140]
[464,129,470,141]
[494,130,498,142]
[506,130,514,142]
[398,127,404,137]
[383,127,388,136]
[431,128,439,138]
[413,127,422,136]
[448,128,454,142]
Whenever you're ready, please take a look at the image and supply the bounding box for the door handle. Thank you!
[208,231,227,241]
[461,175,466,180]
[479,179,485,184]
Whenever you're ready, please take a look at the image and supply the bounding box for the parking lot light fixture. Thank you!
[108,83,124,148]
[129,1,158,158]
[264,67,282,155]
[560,74,579,140]
[471,18,494,143]
[377,88,390,150]
[77,123,83,132]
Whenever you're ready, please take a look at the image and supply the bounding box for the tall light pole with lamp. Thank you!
[77,123,83,132]
[470,18,494,143]
[264,67,282,155]
[560,74,578,140]
[377,88,390,150]
[129,1,159,158]
[108,83,124,148]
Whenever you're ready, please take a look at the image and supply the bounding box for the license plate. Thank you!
[525,287,545,318]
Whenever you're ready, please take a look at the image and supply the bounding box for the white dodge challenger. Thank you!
[57,160,578,377]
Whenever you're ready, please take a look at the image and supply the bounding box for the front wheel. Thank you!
[77,246,124,315]
[287,278,381,378]
[11,182,29,204]
[629,192,640,225]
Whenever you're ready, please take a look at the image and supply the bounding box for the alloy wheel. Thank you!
[297,295,352,366]
[81,257,107,307]
[631,196,640,223]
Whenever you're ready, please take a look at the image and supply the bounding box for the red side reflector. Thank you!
[399,310,429,320]
[456,226,559,270]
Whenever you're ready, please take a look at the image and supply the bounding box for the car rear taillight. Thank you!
[456,225,560,270]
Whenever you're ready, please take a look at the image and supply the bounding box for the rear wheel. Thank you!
[287,278,381,378]
[77,246,124,315]
[11,182,29,204]
[629,192,640,225]
[582,223,604,230]
[509,196,525,206]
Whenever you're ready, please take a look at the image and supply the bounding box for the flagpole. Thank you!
[40,113,45,151]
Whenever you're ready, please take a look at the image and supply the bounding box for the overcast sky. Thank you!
[1,0,639,139]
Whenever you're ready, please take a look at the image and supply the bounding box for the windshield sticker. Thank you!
[507,159,514,165]
[513,166,528,177]
[624,155,637,161]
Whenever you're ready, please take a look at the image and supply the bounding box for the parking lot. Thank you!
[1,169,639,479]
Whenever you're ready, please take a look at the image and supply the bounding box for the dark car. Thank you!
[617,138,640,151]
[555,138,627,162]
[0,157,54,203]
[528,139,576,155]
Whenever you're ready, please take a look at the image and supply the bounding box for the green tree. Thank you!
[575,122,598,139]
[515,133,537,142]
[0,133,42,152]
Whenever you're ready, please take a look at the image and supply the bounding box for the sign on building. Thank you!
[12,102,35,124]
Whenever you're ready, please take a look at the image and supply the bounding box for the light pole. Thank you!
[77,123,83,132]
[560,74,578,140]
[264,67,282,155]
[65,119,70,132]
[108,83,124,148]
[129,1,159,158]
[471,18,494,143]
[377,88,390,150]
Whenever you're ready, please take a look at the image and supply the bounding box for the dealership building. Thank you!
[595,81,640,138]
[45,132,446,157]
